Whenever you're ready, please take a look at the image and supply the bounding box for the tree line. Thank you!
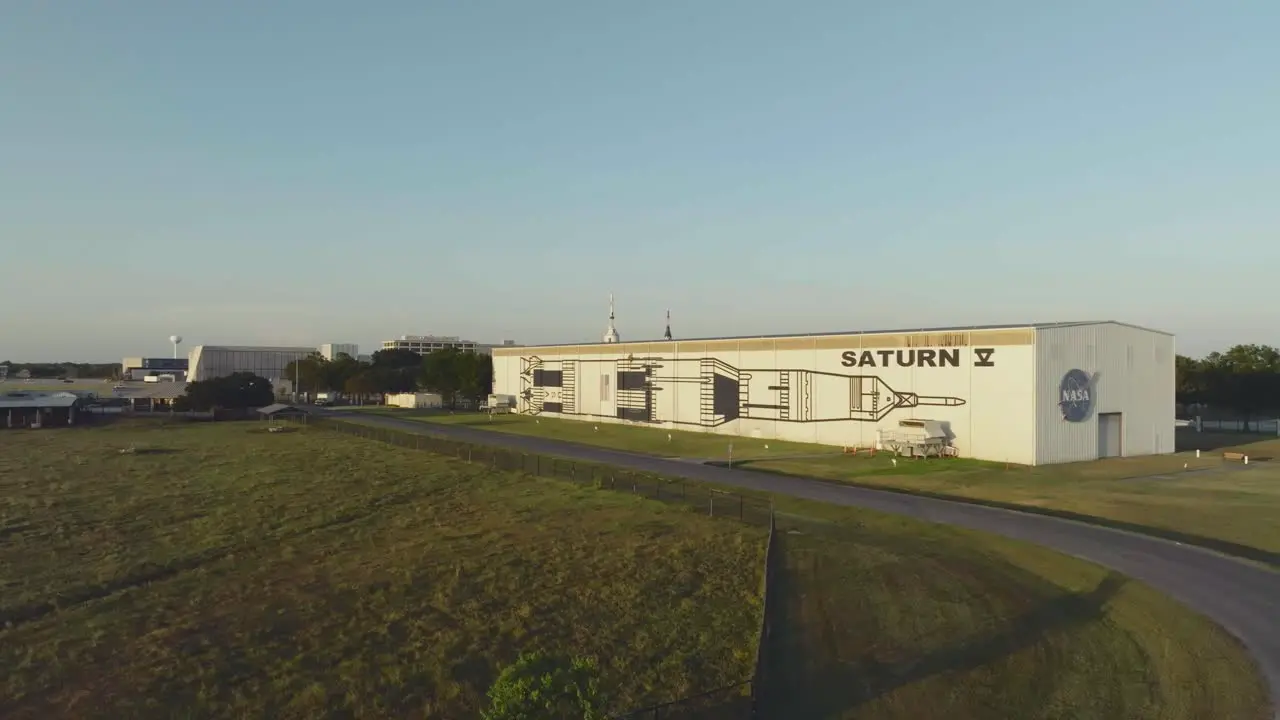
[1177,344,1280,425]
[283,348,494,406]
[0,361,121,379]
[175,372,275,412]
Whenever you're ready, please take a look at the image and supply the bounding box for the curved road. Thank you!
[335,412,1280,718]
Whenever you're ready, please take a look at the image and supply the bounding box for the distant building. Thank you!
[477,340,521,354]
[319,343,359,361]
[188,346,317,383]
[382,335,480,353]
[121,357,189,381]
[380,336,519,355]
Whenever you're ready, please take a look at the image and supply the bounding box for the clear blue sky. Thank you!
[2,1,1276,361]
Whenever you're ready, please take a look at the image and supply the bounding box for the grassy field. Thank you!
[1,420,1269,720]
[408,410,835,460]
[331,417,1268,718]
[740,434,1280,560]
[409,413,1280,560]
[0,422,766,719]
[759,505,1269,719]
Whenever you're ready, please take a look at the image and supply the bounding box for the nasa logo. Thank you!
[1059,369,1093,422]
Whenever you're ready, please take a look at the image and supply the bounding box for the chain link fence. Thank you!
[615,680,755,719]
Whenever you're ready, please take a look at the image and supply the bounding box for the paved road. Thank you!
[334,411,1280,718]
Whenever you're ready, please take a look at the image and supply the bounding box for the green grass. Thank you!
[412,413,1280,561]
[1,420,1268,720]
[741,436,1280,560]
[0,422,765,719]
[759,505,1269,719]
[413,411,834,460]
[339,417,1268,719]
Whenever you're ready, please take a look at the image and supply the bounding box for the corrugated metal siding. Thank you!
[492,337,1037,463]
[1033,323,1175,464]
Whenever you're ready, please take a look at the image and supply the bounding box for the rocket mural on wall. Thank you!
[519,355,965,427]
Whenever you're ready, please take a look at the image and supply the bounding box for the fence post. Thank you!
[739,494,744,521]
[709,494,714,517]
[467,447,472,464]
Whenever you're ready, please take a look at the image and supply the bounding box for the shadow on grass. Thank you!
[726,463,1280,570]
[759,529,1128,718]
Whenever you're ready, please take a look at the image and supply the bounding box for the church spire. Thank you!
[663,309,672,341]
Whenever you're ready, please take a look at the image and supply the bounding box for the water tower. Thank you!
[170,335,183,359]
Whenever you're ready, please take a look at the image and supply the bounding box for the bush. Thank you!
[482,652,607,720]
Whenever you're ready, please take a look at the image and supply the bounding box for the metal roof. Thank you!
[505,320,1173,350]
[0,392,81,409]
[257,403,310,416]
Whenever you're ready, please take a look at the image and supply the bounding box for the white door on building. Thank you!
[1098,413,1123,458]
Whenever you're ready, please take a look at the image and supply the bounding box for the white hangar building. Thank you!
[490,321,1175,466]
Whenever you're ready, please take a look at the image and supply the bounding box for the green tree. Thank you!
[1212,345,1280,430]
[1175,354,1209,407]
[482,652,607,720]
[178,372,275,411]
[282,353,330,394]
[454,351,494,405]
[420,348,462,407]
[0,361,121,379]
[371,349,422,394]
[343,369,385,403]
[371,348,422,369]
[323,353,366,395]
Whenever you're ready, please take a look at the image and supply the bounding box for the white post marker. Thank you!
[1196,449,1201,458]
[728,442,734,469]
[1245,455,1250,465]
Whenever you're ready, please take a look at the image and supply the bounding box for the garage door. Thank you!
[1098,413,1122,458]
